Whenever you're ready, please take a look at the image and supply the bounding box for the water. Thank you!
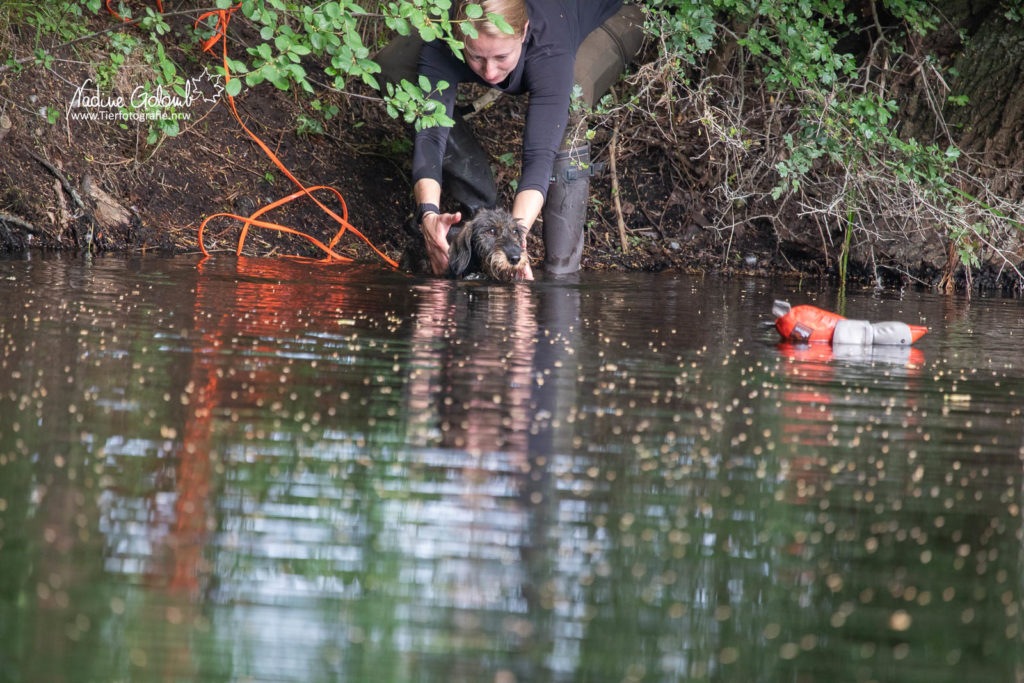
[0,254,1022,682]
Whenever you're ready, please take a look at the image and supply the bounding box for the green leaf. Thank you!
[487,12,514,34]
[262,63,281,83]
[225,78,242,97]
[343,29,363,50]
[400,78,420,97]
[464,3,483,19]
[357,57,380,73]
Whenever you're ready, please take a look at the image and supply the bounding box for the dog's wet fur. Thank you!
[401,208,530,281]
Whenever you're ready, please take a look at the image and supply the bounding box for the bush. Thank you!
[637,0,1024,286]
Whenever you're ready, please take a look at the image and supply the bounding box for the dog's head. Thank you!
[448,208,529,281]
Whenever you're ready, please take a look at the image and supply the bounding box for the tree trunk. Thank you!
[945,19,1024,199]
[906,1,1024,199]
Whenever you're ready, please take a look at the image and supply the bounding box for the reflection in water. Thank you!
[0,255,1022,682]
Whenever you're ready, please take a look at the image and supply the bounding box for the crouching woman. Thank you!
[376,0,645,277]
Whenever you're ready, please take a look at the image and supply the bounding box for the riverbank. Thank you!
[1,5,1022,293]
[1,43,774,279]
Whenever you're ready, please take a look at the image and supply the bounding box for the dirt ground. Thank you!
[0,13,798,280]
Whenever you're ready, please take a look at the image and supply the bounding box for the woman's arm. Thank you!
[512,189,544,232]
[510,189,544,280]
[409,41,474,275]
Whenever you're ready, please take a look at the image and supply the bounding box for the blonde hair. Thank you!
[454,0,528,38]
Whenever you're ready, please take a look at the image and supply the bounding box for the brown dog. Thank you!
[403,208,530,281]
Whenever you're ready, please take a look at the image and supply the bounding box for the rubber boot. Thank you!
[443,116,497,218]
[542,144,591,275]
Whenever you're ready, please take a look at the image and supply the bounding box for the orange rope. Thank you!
[197,206,355,264]
[106,1,397,267]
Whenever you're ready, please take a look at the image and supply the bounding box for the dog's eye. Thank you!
[488,228,496,235]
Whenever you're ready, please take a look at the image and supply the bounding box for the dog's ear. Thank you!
[447,224,474,277]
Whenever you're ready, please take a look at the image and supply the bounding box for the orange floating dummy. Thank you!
[772,300,927,346]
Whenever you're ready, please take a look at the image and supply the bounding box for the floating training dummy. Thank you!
[772,300,927,345]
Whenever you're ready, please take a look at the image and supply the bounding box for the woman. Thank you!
[377,0,644,277]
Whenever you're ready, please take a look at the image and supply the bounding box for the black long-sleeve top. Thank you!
[413,0,622,199]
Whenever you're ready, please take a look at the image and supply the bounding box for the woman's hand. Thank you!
[421,210,462,275]
[517,233,534,281]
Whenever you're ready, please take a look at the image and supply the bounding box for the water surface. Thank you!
[0,254,1022,682]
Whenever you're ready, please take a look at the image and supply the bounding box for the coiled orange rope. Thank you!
[107,1,397,267]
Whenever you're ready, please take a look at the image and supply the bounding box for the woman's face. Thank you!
[462,26,528,86]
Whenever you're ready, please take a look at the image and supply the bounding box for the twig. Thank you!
[54,178,70,235]
[0,212,39,233]
[24,145,97,248]
[609,119,629,253]
[464,89,504,119]
[197,142,265,178]
[23,146,87,211]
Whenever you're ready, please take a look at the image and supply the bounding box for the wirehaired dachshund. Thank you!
[402,208,530,281]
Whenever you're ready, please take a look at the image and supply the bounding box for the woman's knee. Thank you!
[374,34,424,88]
[573,5,646,108]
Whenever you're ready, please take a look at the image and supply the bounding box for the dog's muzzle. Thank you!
[504,244,524,266]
